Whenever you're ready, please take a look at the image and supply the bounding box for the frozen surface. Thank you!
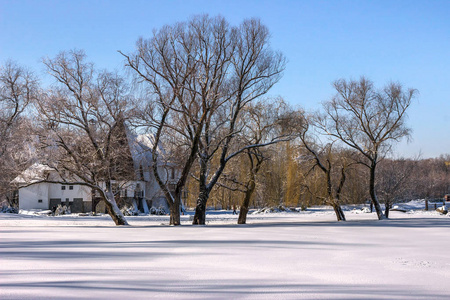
[1,206,449,299]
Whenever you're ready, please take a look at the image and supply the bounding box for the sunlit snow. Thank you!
[1,202,449,299]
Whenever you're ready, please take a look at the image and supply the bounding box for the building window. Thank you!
[69,186,73,190]
[61,186,66,190]
[38,199,43,203]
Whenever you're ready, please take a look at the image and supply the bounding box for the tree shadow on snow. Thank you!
[230,217,450,229]
[0,278,447,299]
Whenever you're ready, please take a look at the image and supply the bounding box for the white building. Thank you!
[13,130,181,214]
[13,163,92,212]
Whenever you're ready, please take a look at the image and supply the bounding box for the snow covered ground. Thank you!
[1,203,449,299]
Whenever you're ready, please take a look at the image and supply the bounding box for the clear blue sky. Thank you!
[1,0,449,158]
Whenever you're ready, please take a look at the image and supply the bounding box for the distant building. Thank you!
[12,126,180,214]
[13,163,92,212]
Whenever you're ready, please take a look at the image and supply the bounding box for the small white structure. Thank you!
[13,130,182,214]
[13,163,92,212]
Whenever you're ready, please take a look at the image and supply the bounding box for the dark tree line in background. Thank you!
[1,15,448,226]
[191,148,450,221]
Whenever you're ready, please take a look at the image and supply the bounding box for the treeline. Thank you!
[1,15,448,225]
[188,147,450,212]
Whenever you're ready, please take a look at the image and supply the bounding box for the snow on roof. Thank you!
[136,134,156,150]
[124,124,168,167]
[12,163,54,184]
[126,133,152,165]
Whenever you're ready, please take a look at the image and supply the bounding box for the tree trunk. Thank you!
[332,203,346,221]
[238,179,256,224]
[103,189,129,226]
[193,187,209,225]
[169,205,180,226]
[339,206,346,221]
[369,162,385,220]
[385,201,391,219]
[169,192,181,225]
[193,155,211,225]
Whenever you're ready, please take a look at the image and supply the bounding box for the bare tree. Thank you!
[316,77,417,219]
[376,157,417,217]
[192,18,286,225]
[204,98,296,224]
[122,15,286,225]
[0,118,36,208]
[0,61,36,157]
[298,115,356,221]
[235,98,296,224]
[121,15,228,225]
[0,61,37,206]
[35,50,134,225]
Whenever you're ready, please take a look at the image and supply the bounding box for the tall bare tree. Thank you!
[36,50,133,225]
[0,61,37,206]
[123,15,286,225]
[121,15,229,225]
[235,98,296,224]
[298,115,356,221]
[0,61,36,157]
[316,77,417,219]
[192,18,286,225]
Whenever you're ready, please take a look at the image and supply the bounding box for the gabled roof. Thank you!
[125,126,167,163]
[125,127,178,181]
[12,163,54,184]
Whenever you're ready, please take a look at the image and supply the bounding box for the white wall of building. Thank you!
[48,183,91,202]
[18,182,92,211]
[18,183,49,210]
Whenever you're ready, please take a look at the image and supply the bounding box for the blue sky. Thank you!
[1,0,449,158]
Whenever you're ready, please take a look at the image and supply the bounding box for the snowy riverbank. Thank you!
[1,202,449,299]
